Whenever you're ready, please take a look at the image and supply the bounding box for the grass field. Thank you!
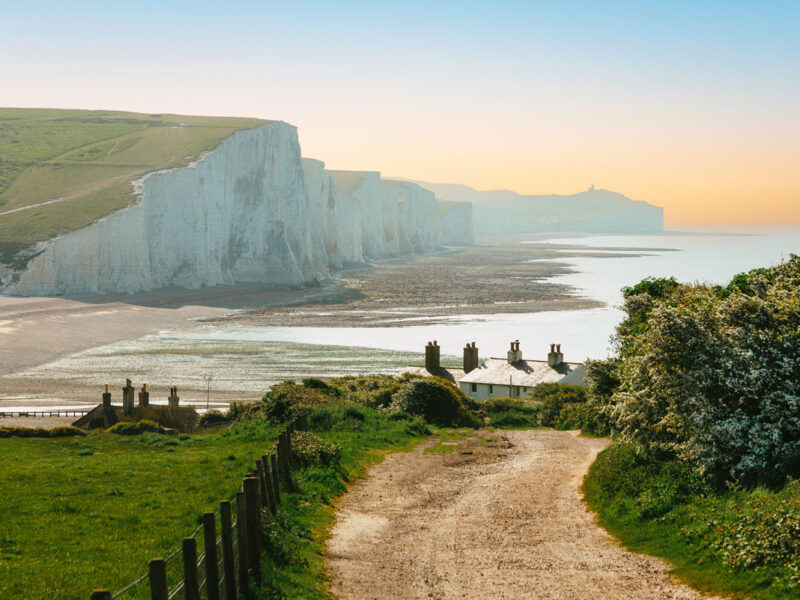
[0,422,281,600]
[0,108,266,254]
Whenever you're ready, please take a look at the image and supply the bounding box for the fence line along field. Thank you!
[0,419,282,599]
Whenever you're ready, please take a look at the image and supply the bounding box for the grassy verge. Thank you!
[583,443,800,599]
[0,422,281,600]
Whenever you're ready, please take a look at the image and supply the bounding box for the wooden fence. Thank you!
[0,410,89,418]
[88,419,300,600]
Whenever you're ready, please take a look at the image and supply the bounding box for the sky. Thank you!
[1,0,798,229]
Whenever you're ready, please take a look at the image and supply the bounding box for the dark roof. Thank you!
[403,365,466,385]
[72,404,124,430]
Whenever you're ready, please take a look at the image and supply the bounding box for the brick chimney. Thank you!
[463,341,479,373]
[548,343,564,367]
[168,386,180,408]
[102,384,111,407]
[122,379,134,414]
[507,340,522,364]
[138,384,150,407]
[425,341,441,372]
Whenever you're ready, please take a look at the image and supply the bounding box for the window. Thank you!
[489,384,493,394]
[471,383,477,392]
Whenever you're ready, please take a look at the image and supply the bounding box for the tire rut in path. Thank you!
[326,429,720,600]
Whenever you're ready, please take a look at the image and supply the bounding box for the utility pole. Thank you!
[204,374,213,411]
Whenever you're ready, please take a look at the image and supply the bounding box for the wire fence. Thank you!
[89,417,303,600]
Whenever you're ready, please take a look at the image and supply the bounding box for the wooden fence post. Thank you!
[236,490,249,599]
[295,413,307,431]
[262,455,277,514]
[255,461,268,509]
[148,558,168,600]
[269,454,281,504]
[285,430,294,467]
[279,432,289,477]
[182,537,200,600]
[277,433,287,481]
[203,512,220,600]
[89,591,111,600]
[220,500,237,600]
[280,431,294,489]
[243,476,262,584]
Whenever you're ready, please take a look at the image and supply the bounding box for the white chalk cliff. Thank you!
[3,123,473,296]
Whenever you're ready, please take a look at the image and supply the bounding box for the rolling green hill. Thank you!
[0,108,267,261]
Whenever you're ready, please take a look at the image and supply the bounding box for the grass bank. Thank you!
[583,443,800,600]
[0,108,265,252]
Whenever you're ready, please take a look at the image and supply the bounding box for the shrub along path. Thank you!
[326,429,721,600]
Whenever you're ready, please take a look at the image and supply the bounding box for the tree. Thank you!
[605,256,800,486]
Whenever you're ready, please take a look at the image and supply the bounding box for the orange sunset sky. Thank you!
[2,1,798,229]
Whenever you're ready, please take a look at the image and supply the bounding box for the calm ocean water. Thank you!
[171,229,800,363]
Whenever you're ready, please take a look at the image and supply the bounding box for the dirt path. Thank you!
[327,429,719,600]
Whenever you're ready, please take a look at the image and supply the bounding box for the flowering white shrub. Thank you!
[605,255,800,485]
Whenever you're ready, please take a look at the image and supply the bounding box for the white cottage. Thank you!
[405,340,586,399]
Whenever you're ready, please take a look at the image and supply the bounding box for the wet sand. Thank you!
[207,238,604,328]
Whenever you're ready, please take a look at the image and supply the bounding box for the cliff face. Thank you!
[410,180,664,235]
[438,201,475,245]
[3,123,472,296]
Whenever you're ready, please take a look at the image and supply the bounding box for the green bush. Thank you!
[388,411,412,422]
[483,397,540,429]
[404,416,432,437]
[307,407,334,431]
[107,420,168,436]
[585,443,709,518]
[342,405,367,425]
[262,382,336,424]
[584,442,800,596]
[531,383,588,428]
[290,431,342,467]
[331,375,400,409]
[389,377,481,428]
[0,426,86,438]
[199,410,229,428]
[301,378,343,397]
[602,256,800,486]
[711,481,800,581]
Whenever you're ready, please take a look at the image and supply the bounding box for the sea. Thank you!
[165,228,800,362]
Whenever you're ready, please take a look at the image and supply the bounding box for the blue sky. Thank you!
[2,1,799,226]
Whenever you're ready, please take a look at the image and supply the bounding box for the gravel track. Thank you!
[327,429,720,600]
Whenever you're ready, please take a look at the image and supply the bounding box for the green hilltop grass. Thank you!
[0,108,267,257]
